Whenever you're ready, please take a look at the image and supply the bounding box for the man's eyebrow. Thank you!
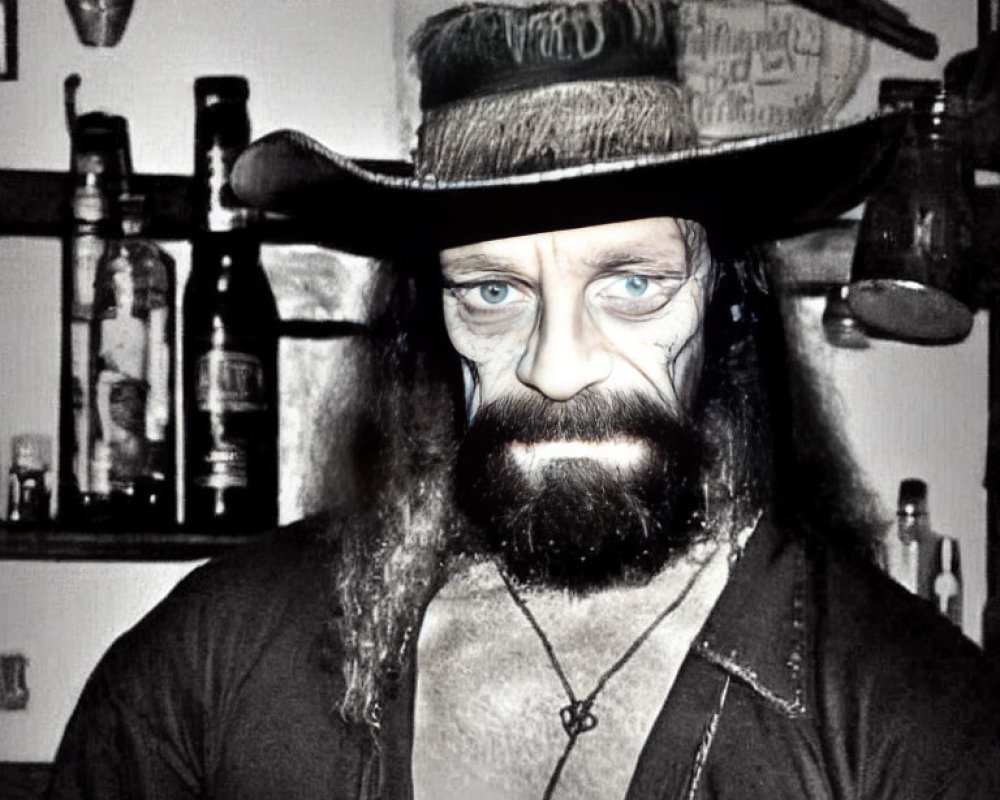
[440,254,517,276]
[588,248,688,274]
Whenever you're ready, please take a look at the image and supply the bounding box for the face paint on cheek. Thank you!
[664,327,703,412]
[461,359,481,420]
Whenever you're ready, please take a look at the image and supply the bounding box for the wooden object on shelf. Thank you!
[771,221,857,291]
[0,523,253,560]
[793,0,938,60]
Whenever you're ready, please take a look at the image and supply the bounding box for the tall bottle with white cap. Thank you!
[881,478,963,627]
[182,76,278,532]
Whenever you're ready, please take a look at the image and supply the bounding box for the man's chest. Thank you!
[413,636,685,800]
[410,565,728,800]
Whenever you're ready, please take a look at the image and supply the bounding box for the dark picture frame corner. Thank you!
[0,0,18,82]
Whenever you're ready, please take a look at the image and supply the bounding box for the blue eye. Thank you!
[479,282,510,304]
[623,276,649,297]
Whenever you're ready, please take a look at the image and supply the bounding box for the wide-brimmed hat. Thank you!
[232,0,908,257]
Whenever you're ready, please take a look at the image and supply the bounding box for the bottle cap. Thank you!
[195,76,250,106]
[897,478,928,517]
[72,112,133,200]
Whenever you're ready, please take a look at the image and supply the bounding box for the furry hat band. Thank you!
[411,0,698,180]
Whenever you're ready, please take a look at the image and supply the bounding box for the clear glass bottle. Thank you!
[59,151,113,526]
[59,111,137,528]
[182,76,278,533]
[88,194,176,527]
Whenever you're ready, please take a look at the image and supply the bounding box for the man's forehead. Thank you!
[439,216,700,269]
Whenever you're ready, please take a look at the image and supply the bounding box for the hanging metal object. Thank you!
[64,0,135,47]
[849,79,975,344]
[822,284,871,349]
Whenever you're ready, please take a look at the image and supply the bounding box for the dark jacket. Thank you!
[47,517,1000,799]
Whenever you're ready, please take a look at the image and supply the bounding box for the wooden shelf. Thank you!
[0,162,410,243]
[0,169,192,240]
[0,525,255,561]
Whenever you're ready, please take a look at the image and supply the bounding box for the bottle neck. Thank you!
[193,96,252,234]
[191,225,261,272]
[903,92,966,151]
[195,146,252,233]
[897,512,929,543]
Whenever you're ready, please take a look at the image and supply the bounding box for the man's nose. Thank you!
[516,302,612,401]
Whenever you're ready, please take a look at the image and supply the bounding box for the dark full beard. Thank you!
[454,392,714,591]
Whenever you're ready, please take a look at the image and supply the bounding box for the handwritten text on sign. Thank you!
[678,0,869,141]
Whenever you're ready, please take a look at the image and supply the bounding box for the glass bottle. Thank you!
[88,194,176,527]
[881,478,963,626]
[183,76,278,532]
[881,478,928,594]
[849,79,975,343]
[59,111,135,528]
[7,434,52,527]
[932,536,963,627]
[59,150,113,526]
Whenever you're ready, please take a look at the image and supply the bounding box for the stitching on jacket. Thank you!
[693,645,806,717]
[692,545,808,718]
[684,674,731,800]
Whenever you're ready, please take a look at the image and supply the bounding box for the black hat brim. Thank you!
[232,110,907,258]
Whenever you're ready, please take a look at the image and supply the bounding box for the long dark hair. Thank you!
[703,238,884,559]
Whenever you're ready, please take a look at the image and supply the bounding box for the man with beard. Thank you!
[48,1,1000,799]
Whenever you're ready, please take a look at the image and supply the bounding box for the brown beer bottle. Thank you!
[182,76,278,532]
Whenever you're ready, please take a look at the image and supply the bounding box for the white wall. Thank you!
[2,0,401,174]
[839,0,977,119]
[0,560,205,762]
[792,299,989,641]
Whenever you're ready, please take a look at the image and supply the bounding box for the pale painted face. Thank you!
[440,217,714,426]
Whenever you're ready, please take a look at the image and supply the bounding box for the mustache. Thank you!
[454,389,710,590]
[463,390,689,446]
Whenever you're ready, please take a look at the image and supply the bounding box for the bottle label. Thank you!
[70,322,92,493]
[196,350,267,413]
[93,370,147,485]
[145,306,170,443]
[72,231,104,318]
[195,442,249,489]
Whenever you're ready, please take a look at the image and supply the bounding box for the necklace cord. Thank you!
[498,549,719,712]
[496,549,722,800]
